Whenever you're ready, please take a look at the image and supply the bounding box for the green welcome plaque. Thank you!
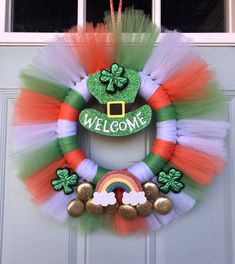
[79,105,152,136]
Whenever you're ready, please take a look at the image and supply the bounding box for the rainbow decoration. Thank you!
[95,170,143,193]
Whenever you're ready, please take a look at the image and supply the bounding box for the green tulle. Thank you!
[174,82,227,120]
[163,163,203,201]
[104,8,159,71]
[181,176,204,201]
[20,71,69,101]
[78,212,112,234]
[17,140,63,179]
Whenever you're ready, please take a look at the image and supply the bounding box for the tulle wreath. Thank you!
[13,9,229,234]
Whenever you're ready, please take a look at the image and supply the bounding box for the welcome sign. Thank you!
[79,105,152,136]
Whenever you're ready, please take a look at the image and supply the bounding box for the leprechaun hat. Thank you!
[79,63,152,136]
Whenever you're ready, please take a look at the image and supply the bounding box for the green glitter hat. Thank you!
[81,63,152,137]
[87,63,140,104]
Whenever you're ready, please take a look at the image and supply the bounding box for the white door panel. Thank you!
[0,47,234,264]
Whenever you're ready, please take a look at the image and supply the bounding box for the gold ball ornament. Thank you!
[76,182,94,201]
[136,201,153,217]
[143,182,159,201]
[67,199,84,217]
[154,197,173,215]
[119,205,137,220]
[86,199,103,216]
[104,203,119,214]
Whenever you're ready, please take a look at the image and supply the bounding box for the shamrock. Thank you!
[99,63,128,94]
[157,168,185,194]
[51,168,79,195]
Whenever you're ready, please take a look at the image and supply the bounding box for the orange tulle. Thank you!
[113,213,147,235]
[64,148,86,170]
[162,58,213,102]
[65,24,115,74]
[151,139,176,160]
[147,86,172,110]
[13,89,61,124]
[58,103,79,121]
[170,145,225,185]
[24,157,68,204]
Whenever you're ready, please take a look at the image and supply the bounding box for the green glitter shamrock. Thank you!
[51,168,78,195]
[157,168,185,194]
[99,63,128,94]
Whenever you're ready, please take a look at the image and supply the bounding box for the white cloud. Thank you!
[92,191,117,206]
[122,191,147,206]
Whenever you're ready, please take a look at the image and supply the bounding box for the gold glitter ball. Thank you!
[104,203,118,214]
[154,197,173,215]
[76,182,94,201]
[119,205,137,220]
[136,201,153,217]
[143,182,159,201]
[86,199,103,216]
[67,199,84,217]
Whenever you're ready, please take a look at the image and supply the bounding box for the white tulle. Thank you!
[139,72,160,100]
[57,120,77,138]
[177,119,229,159]
[177,119,229,138]
[156,120,177,143]
[13,123,57,152]
[32,41,86,87]
[72,77,91,102]
[75,159,98,182]
[143,31,196,84]
[147,213,162,232]
[167,191,196,215]
[128,161,155,183]
[153,210,178,225]
[147,191,196,229]
[178,136,227,160]
[40,191,76,222]
[146,177,196,229]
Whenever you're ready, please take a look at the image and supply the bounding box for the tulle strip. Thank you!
[13,123,57,152]
[128,161,155,183]
[151,139,176,161]
[32,41,86,87]
[78,212,108,234]
[177,119,229,138]
[156,120,177,143]
[176,119,229,160]
[75,159,98,182]
[139,72,160,100]
[170,145,225,185]
[24,157,68,204]
[104,8,158,71]
[17,140,63,179]
[40,191,77,223]
[20,72,69,101]
[66,24,115,74]
[13,89,62,125]
[173,82,227,120]
[113,213,147,235]
[146,213,162,232]
[147,191,196,230]
[162,58,213,102]
[57,120,77,138]
[178,136,227,160]
[143,31,197,84]
[167,191,196,215]
[72,77,91,102]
